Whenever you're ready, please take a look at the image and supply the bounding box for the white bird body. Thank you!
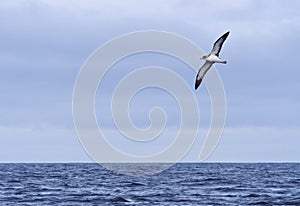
[195,31,230,90]
[202,54,226,63]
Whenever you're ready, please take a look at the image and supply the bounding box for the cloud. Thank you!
[0,125,91,162]
[0,0,300,162]
[205,126,300,162]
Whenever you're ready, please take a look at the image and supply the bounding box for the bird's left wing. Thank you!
[211,31,230,56]
[195,61,213,90]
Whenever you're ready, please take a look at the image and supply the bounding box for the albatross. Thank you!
[195,31,230,90]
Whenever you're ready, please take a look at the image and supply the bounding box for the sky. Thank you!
[0,0,300,162]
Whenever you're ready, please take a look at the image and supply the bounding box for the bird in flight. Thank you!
[195,31,230,90]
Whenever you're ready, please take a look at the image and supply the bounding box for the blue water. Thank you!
[0,163,299,205]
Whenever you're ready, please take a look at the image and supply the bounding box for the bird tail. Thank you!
[195,78,202,90]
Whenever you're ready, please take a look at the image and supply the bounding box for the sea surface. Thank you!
[0,163,299,205]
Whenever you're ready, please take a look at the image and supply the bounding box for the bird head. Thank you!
[200,55,208,60]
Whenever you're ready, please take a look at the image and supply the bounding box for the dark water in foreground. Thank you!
[0,163,299,205]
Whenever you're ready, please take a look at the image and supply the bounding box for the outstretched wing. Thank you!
[211,31,230,56]
[195,61,213,90]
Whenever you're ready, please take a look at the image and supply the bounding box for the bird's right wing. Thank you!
[195,61,213,90]
[211,31,230,56]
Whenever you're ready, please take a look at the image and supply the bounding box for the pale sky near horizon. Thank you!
[0,0,300,162]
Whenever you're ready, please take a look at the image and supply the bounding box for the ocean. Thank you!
[0,163,299,205]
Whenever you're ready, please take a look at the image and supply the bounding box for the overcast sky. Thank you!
[0,0,300,162]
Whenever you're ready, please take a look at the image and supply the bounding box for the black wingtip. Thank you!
[195,79,202,90]
[224,31,230,37]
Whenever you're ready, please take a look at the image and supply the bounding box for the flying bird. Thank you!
[195,31,230,90]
